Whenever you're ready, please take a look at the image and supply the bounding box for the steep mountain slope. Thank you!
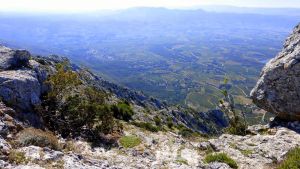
[0,45,228,135]
[1,23,300,169]
[0,8,298,113]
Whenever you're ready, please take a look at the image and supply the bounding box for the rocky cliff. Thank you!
[251,23,300,120]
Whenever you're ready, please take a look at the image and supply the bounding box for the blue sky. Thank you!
[0,0,300,12]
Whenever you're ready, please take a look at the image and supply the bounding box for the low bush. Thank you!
[153,115,162,126]
[177,125,197,138]
[132,121,160,132]
[42,62,121,141]
[277,147,300,169]
[15,128,60,150]
[166,117,174,129]
[111,101,134,121]
[8,150,28,165]
[204,153,238,169]
[119,135,141,148]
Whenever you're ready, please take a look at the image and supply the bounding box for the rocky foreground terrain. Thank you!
[0,24,300,169]
[0,102,299,169]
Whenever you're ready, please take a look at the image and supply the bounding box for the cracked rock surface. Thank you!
[251,23,300,120]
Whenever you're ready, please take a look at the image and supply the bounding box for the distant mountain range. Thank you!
[192,5,300,16]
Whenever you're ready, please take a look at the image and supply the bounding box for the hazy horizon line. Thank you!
[0,5,300,14]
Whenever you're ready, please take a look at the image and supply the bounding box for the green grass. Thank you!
[176,157,188,165]
[204,153,238,169]
[277,147,300,169]
[119,135,142,148]
[240,149,253,156]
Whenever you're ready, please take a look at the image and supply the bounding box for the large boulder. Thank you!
[0,46,30,70]
[0,70,41,111]
[250,23,300,120]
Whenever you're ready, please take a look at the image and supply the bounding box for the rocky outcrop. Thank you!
[251,23,300,120]
[1,121,299,169]
[0,46,42,113]
[208,122,300,169]
[0,46,30,70]
[0,70,41,111]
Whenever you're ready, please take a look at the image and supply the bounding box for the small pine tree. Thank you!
[219,77,247,135]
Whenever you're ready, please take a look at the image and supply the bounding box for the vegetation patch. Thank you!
[153,115,162,126]
[177,124,200,138]
[132,121,160,132]
[176,157,188,165]
[119,135,142,148]
[16,128,60,150]
[166,117,174,129]
[42,62,122,142]
[111,101,134,121]
[240,149,253,156]
[204,153,238,169]
[219,78,248,136]
[8,150,28,165]
[277,147,300,169]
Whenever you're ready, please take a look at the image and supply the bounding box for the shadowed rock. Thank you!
[0,46,30,70]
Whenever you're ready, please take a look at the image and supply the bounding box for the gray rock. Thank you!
[0,70,41,111]
[0,136,11,154]
[208,126,300,169]
[199,141,211,150]
[251,23,300,120]
[0,46,30,70]
[205,162,231,169]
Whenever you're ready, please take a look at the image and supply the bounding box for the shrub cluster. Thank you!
[166,117,174,129]
[8,150,28,165]
[41,62,123,141]
[15,128,60,150]
[111,101,134,121]
[153,115,162,126]
[132,121,160,132]
[177,124,199,138]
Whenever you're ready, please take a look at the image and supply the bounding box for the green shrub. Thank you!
[111,101,134,121]
[119,135,141,148]
[177,125,196,138]
[204,153,238,169]
[132,121,160,132]
[278,147,300,169]
[61,94,118,135]
[154,115,162,126]
[46,61,81,101]
[166,117,174,129]
[43,62,121,140]
[16,128,60,150]
[8,150,28,164]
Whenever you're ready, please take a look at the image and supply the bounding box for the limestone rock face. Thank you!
[0,46,30,70]
[250,23,300,120]
[0,70,41,111]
